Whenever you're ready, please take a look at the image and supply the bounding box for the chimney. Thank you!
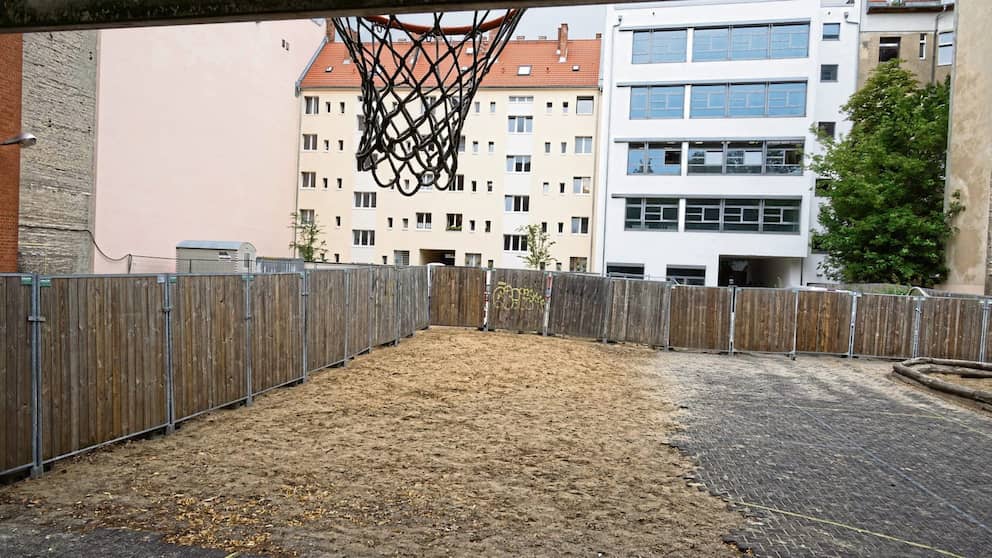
[325,19,335,42]
[557,23,569,62]
[595,32,602,39]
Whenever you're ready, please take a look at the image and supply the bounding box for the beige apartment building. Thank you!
[858,0,955,87]
[296,24,601,271]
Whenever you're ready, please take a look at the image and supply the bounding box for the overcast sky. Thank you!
[513,5,608,39]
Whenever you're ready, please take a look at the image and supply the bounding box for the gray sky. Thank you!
[512,5,607,39]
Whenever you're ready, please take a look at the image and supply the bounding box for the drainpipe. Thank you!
[598,13,622,276]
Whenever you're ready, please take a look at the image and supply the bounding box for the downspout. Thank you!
[598,13,622,276]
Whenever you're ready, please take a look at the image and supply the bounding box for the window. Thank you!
[339,101,346,114]
[822,23,840,41]
[692,23,809,61]
[682,198,800,233]
[471,180,477,192]
[817,121,836,139]
[302,134,318,150]
[490,101,496,113]
[506,155,532,173]
[919,33,927,60]
[503,234,528,252]
[632,29,687,63]
[546,101,553,113]
[446,213,463,231]
[541,182,549,194]
[541,222,547,233]
[325,101,332,113]
[687,143,725,174]
[575,136,593,154]
[301,171,316,189]
[666,267,705,286]
[488,141,495,154]
[722,198,762,231]
[387,217,393,228]
[394,250,410,266]
[559,182,566,194]
[570,217,590,234]
[507,115,533,133]
[304,96,319,114]
[766,83,807,116]
[458,136,466,152]
[353,191,377,208]
[504,195,530,212]
[544,142,551,154]
[472,141,479,154]
[335,216,341,227]
[607,264,645,278]
[693,27,729,61]
[576,96,594,115]
[684,199,722,231]
[382,256,388,265]
[572,176,591,194]
[356,115,366,132]
[765,142,803,174]
[820,64,838,82]
[474,101,480,113]
[762,199,802,233]
[334,254,340,263]
[628,142,681,175]
[416,212,432,230]
[299,209,315,224]
[402,218,409,229]
[509,96,534,103]
[452,175,465,191]
[770,23,810,58]
[727,83,766,117]
[557,222,564,234]
[560,142,567,154]
[322,177,328,189]
[690,82,806,118]
[352,229,375,246]
[569,257,588,273]
[630,86,684,119]
[469,219,476,231]
[726,141,764,174]
[486,181,493,192]
[485,220,491,233]
[689,85,726,117]
[730,25,769,59]
[879,37,901,62]
[323,139,330,151]
[336,178,343,189]
[624,198,679,231]
[938,31,954,66]
[420,173,434,191]
[562,101,569,114]
[465,253,482,267]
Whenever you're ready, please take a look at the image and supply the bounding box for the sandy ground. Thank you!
[933,373,992,392]
[0,328,742,557]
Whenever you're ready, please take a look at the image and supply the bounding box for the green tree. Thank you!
[810,61,961,287]
[518,224,557,270]
[289,211,328,262]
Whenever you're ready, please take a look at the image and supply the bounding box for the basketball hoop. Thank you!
[333,10,525,196]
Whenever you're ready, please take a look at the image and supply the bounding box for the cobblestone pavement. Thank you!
[667,352,992,558]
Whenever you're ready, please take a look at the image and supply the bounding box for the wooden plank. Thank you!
[249,274,303,393]
[604,278,628,342]
[0,276,33,472]
[622,280,668,347]
[305,270,348,371]
[668,286,732,351]
[429,266,485,328]
[547,273,610,340]
[917,297,983,361]
[734,288,797,354]
[852,294,915,359]
[488,269,547,333]
[795,290,853,354]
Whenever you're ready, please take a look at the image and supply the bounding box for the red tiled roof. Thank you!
[300,34,601,90]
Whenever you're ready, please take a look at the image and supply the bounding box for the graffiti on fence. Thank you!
[491,281,545,311]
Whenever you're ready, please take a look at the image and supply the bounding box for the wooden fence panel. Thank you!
[305,270,347,372]
[795,290,853,354]
[489,269,548,333]
[918,297,983,361]
[250,274,303,394]
[397,266,428,337]
[0,276,33,473]
[604,279,628,342]
[852,294,915,359]
[172,275,248,421]
[621,280,669,347]
[547,273,609,339]
[734,288,797,354]
[40,276,167,461]
[372,267,398,347]
[668,286,732,351]
[429,266,485,328]
[347,267,373,355]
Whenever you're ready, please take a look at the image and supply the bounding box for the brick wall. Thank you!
[0,34,23,272]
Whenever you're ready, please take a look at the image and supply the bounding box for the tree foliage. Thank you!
[519,224,557,270]
[810,61,960,287]
[289,212,327,262]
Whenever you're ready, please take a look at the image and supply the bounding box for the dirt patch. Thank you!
[0,328,742,557]
[932,373,992,393]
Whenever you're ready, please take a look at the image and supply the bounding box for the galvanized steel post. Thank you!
[601,278,614,343]
[483,268,492,332]
[728,285,737,356]
[394,267,400,345]
[343,269,350,366]
[790,288,800,360]
[161,275,175,433]
[847,292,859,357]
[911,296,924,359]
[28,274,43,477]
[542,272,553,336]
[244,275,253,405]
[662,283,673,350]
[367,266,374,352]
[979,300,990,363]
[301,272,309,382]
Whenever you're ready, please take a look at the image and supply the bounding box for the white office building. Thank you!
[595,0,860,286]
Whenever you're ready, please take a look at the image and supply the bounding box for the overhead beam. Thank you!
[0,0,608,33]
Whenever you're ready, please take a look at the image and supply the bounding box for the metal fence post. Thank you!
[911,296,924,359]
[161,275,175,434]
[979,300,990,364]
[367,266,374,352]
[847,292,859,358]
[343,269,350,366]
[29,273,43,477]
[542,272,553,336]
[728,286,737,355]
[622,278,631,342]
[244,275,253,405]
[394,268,401,345]
[301,272,309,382]
[601,278,614,343]
[426,265,433,328]
[790,288,800,360]
[663,283,673,350]
[483,268,492,332]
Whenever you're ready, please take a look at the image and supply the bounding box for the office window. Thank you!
[817,121,836,139]
[394,250,410,266]
[938,31,954,66]
[765,142,803,174]
[503,234,528,252]
[301,171,316,189]
[299,209,315,224]
[632,29,687,63]
[822,23,840,41]
[689,85,727,117]
[572,176,591,194]
[769,23,810,58]
[723,198,762,231]
[627,142,681,175]
[304,96,319,114]
[694,23,809,61]
[730,25,770,59]
[570,217,590,234]
[504,195,530,212]
[569,257,588,273]
[630,86,684,119]
[575,136,593,154]
[607,264,645,278]
[693,27,729,61]
[666,267,705,286]
[762,199,802,232]
[416,212,432,230]
[353,191,377,208]
[684,199,723,231]
[820,64,839,82]
[766,82,807,116]
[352,229,375,246]
[488,141,495,154]
[728,83,767,117]
[624,198,679,231]
[506,155,532,173]
[687,143,725,174]
[691,82,806,118]
[726,141,764,174]
[485,220,491,233]
[682,198,800,233]
[576,96,594,115]
[879,37,901,62]
[508,115,533,133]
[544,142,551,154]
[490,101,497,113]
[302,134,318,150]
[446,213,463,231]
[465,253,482,267]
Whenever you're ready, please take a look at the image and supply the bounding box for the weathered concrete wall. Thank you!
[942,0,992,295]
[18,31,98,274]
[857,31,952,87]
[0,34,23,272]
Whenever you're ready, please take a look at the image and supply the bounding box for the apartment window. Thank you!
[488,141,495,154]
[471,180,477,192]
[624,198,679,231]
[546,101,553,113]
[299,209,315,224]
[322,177,328,189]
[628,142,681,175]
[339,101,346,114]
[487,259,494,268]
[575,136,593,154]
[334,254,340,263]
[509,95,534,103]
[465,253,482,267]
[446,213,463,231]
[570,217,590,234]
[820,64,838,82]
[446,175,462,192]
[485,220,492,233]
[420,172,435,191]
[630,86,684,119]
[693,23,809,61]
[394,250,410,266]
[503,234,528,252]
[490,101,497,113]
[557,222,564,234]
[353,191,377,208]
[416,212,432,230]
[335,216,341,227]
[560,142,567,154]
[323,139,330,151]
[690,82,806,118]
[458,136,466,152]
[817,121,836,139]
[822,23,840,41]
[302,134,318,150]
[506,155,532,173]
[486,180,493,192]
[301,171,316,189]
[382,256,388,265]
[576,97,594,115]
[562,101,569,114]
[352,229,375,246]
[356,115,366,132]
[304,96,319,114]
[632,29,687,63]
[325,101,332,113]
[544,142,551,154]
[938,31,954,66]
[387,217,394,228]
[879,37,901,62]
[541,222,548,233]
[336,178,343,189]
[683,198,800,233]
[569,257,588,273]
[542,182,550,194]
[472,141,479,154]
[504,195,530,212]
[666,267,705,286]
[474,101,481,113]
[402,218,409,229]
[572,176,591,194]
[469,219,476,231]
[559,182,566,194]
